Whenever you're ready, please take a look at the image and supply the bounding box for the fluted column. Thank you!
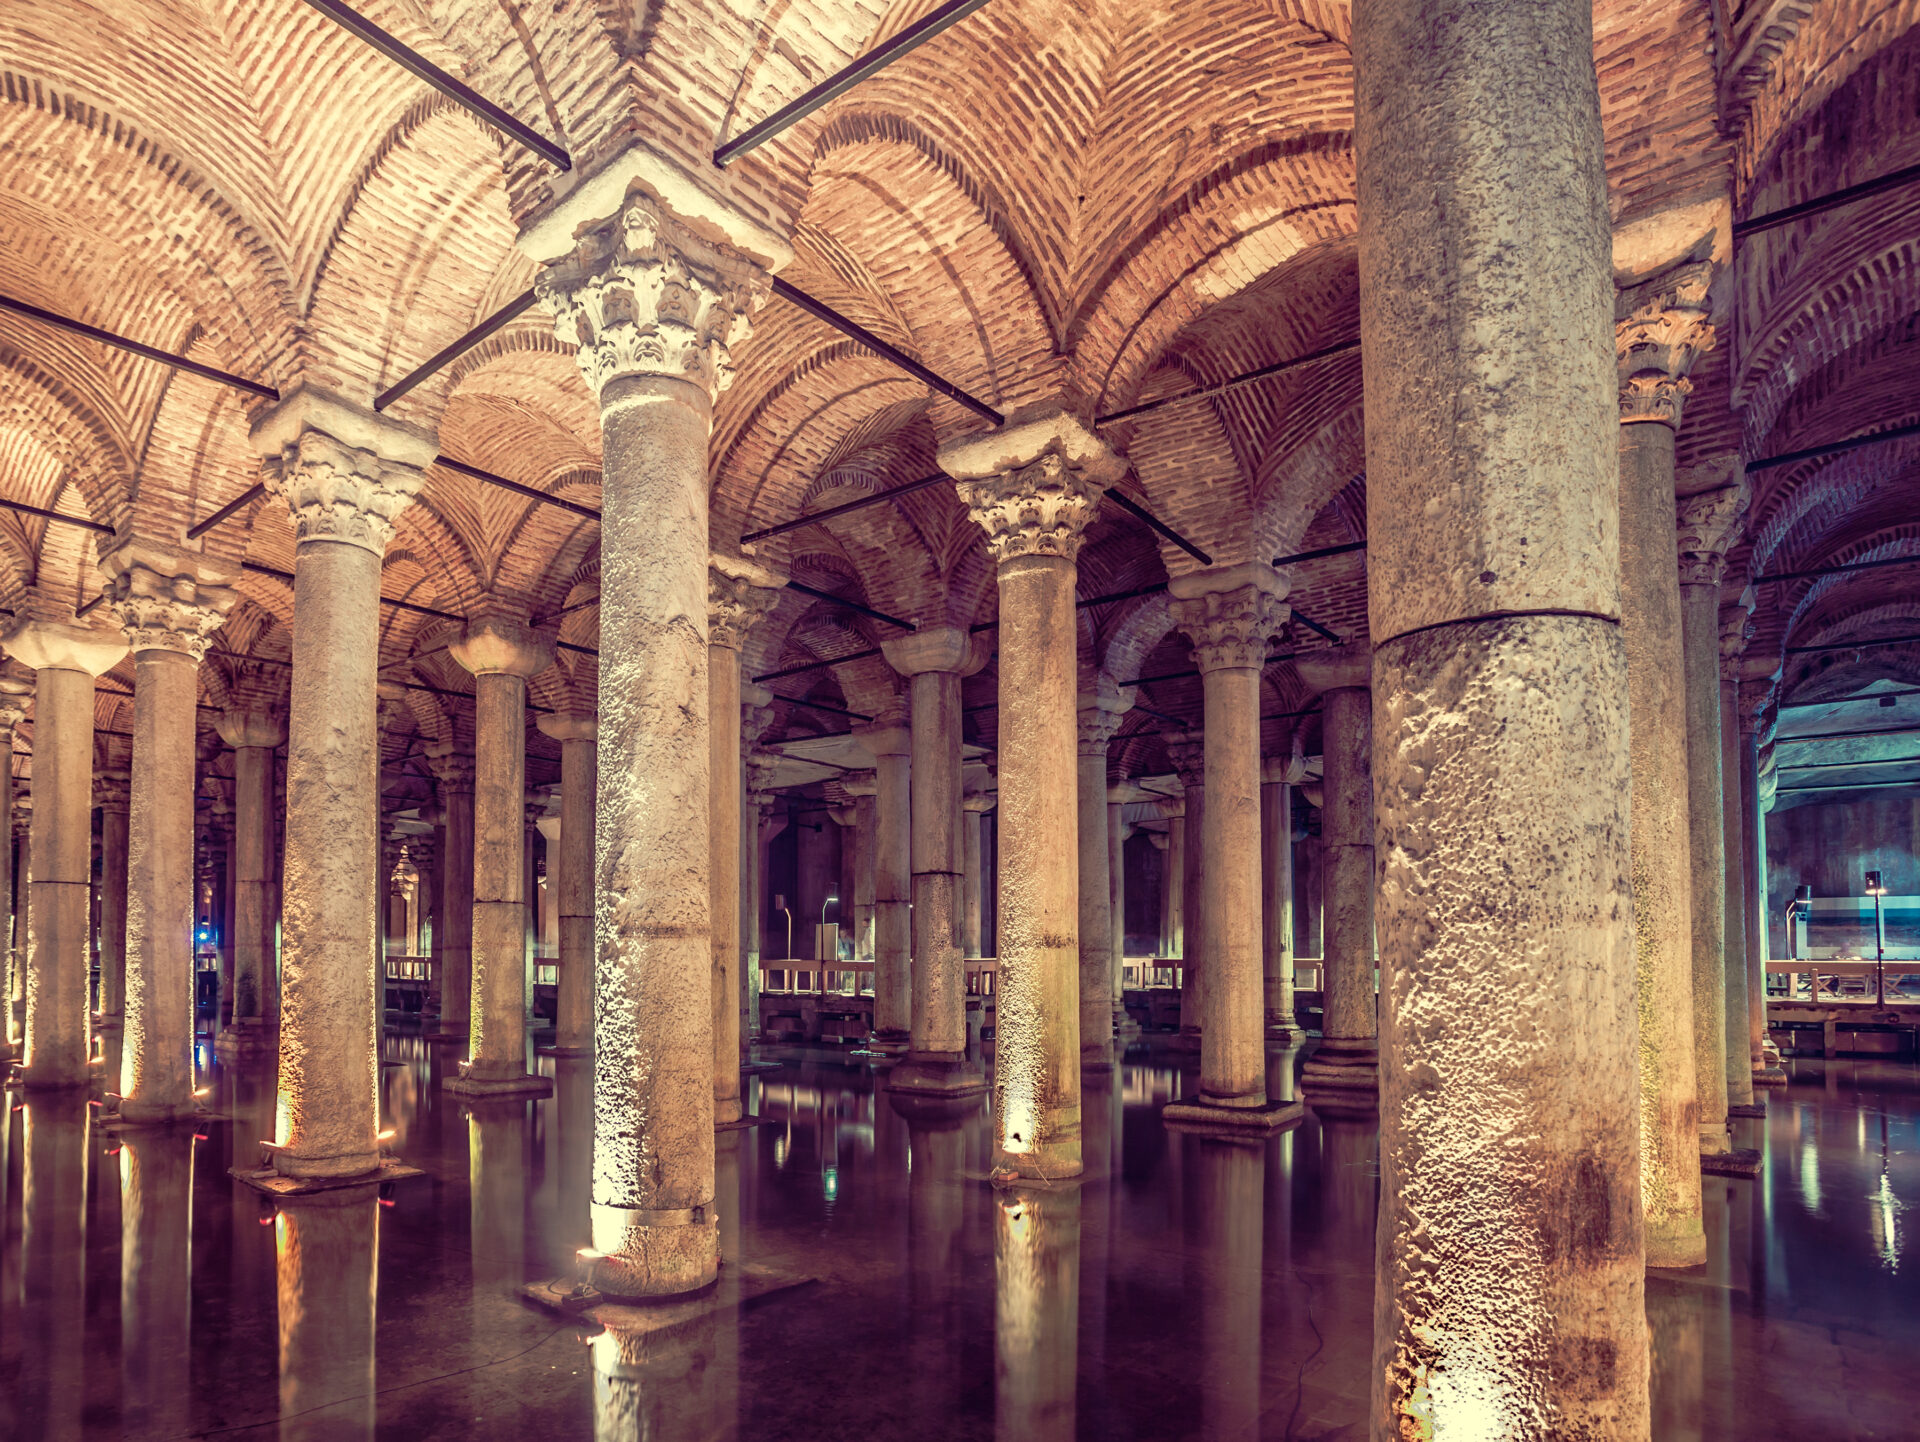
[103,540,237,1123]
[944,412,1119,1179]
[1356,0,1649,1428]
[7,619,127,1086]
[0,678,26,1065]
[247,385,428,1183]
[708,557,782,1122]
[94,769,131,1024]
[855,724,913,1054]
[1260,758,1302,1045]
[1676,469,1749,1155]
[534,185,774,1297]
[1164,735,1206,1042]
[536,712,596,1058]
[1074,680,1131,1073]
[424,748,475,1042]
[884,627,984,1096]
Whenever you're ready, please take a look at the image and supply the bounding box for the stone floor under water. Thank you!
[2,1040,1917,1441]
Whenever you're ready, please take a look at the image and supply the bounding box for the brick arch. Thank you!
[0,347,131,530]
[123,360,256,562]
[1255,399,1368,562]
[1782,527,1920,644]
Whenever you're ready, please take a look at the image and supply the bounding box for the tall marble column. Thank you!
[1260,758,1302,1044]
[535,712,596,1058]
[1616,265,1712,1266]
[1073,680,1131,1073]
[1154,818,1180,960]
[215,710,283,1064]
[1298,652,1379,1114]
[1717,619,1757,1112]
[8,803,28,1056]
[1164,735,1206,1041]
[842,770,879,961]
[445,617,553,1099]
[1356,0,1649,1428]
[1107,787,1132,1034]
[95,769,131,1024]
[6,618,127,1087]
[744,743,781,1039]
[963,789,992,959]
[103,540,236,1123]
[248,385,428,1183]
[424,745,475,1042]
[1167,566,1294,1125]
[855,724,913,1054]
[709,557,782,1122]
[943,412,1120,1179]
[1737,687,1785,1086]
[0,677,26,1065]
[1676,471,1749,1152]
[535,184,775,1297]
[884,628,984,1095]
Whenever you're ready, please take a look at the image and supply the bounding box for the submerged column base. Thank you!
[887,1051,988,1098]
[214,1019,277,1062]
[1300,1040,1379,1115]
[588,1202,719,1299]
[445,1062,553,1099]
[1646,1215,1707,1270]
[1162,1095,1303,1137]
[869,1028,911,1057]
[1080,1038,1115,1073]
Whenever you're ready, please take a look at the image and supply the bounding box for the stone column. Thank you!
[883,628,984,1095]
[6,619,127,1087]
[1155,818,1180,959]
[944,412,1120,1179]
[215,711,283,1063]
[95,769,131,1023]
[963,790,991,959]
[1355,0,1649,1428]
[1676,471,1749,1153]
[1073,680,1131,1072]
[8,804,28,1055]
[103,540,237,1123]
[444,618,553,1099]
[842,770,879,961]
[708,557,782,1121]
[744,745,782,1038]
[1260,759,1302,1044]
[535,713,596,1058]
[535,185,772,1298]
[1616,265,1713,1265]
[1297,652,1379,1114]
[1737,691,1785,1086]
[1168,567,1291,1125]
[424,745,475,1042]
[855,724,913,1054]
[247,385,428,1183]
[1107,788,1132,1034]
[0,678,26,1065]
[1717,621,1757,1113]
[1164,736,1206,1040]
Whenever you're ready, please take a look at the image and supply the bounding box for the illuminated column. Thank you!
[944,413,1119,1178]
[536,712,596,1058]
[275,1194,379,1440]
[1154,819,1180,959]
[740,695,777,1042]
[708,557,782,1122]
[446,617,553,1099]
[963,788,992,959]
[843,770,879,960]
[1676,470,1750,1152]
[1164,736,1206,1040]
[534,184,775,1298]
[1107,787,1132,1034]
[884,628,983,1095]
[1261,758,1302,1045]
[994,1182,1082,1440]
[248,385,428,1182]
[424,745,475,1041]
[0,678,25,1065]
[103,540,237,1123]
[1074,681,1131,1072]
[1298,655,1379,1114]
[1356,0,1650,1428]
[1716,614,1757,1112]
[215,710,284,1065]
[1169,567,1292,1124]
[1736,687,1785,1084]
[95,769,130,1023]
[745,744,782,1035]
[118,1129,195,1435]
[855,724,913,1053]
[6,618,127,1087]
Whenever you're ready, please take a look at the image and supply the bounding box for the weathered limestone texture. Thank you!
[535,713,597,1058]
[535,183,768,1296]
[447,616,554,1098]
[708,555,783,1121]
[1260,760,1303,1044]
[1164,735,1207,1041]
[7,619,127,1087]
[214,711,284,1065]
[884,627,987,1096]
[250,383,429,1180]
[855,724,913,1053]
[1074,679,1132,1073]
[841,769,880,961]
[1354,0,1651,1432]
[945,410,1121,1179]
[95,769,131,1024]
[964,787,993,960]
[0,678,26,1065]
[1676,469,1750,1145]
[103,539,237,1123]
[1107,787,1133,1035]
[424,745,475,1040]
[1717,617,1757,1112]
[1166,565,1296,1129]
[1737,689,1786,1086]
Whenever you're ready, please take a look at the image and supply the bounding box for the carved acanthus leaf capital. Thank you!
[535,194,768,402]
[424,742,475,796]
[1675,481,1749,588]
[957,451,1104,564]
[1164,731,1206,788]
[0,675,30,734]
[100,542,238,662]
[708,557,785,651]
[1616,262,1716,427]
[1076,693,1133,755]
[262,429,425,555]
[1168,576,1290,672]
[94,768,131,816]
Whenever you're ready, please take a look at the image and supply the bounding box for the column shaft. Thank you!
[1195,664,1265,1106]
[99,803,129,1019]
[1719,676,1754,1109]
[436,786,474,1037]
[710,645,745,1123]
[871,745,912,1050]
[1178,783,1205,1034]
[907,670,967,1066]
[1262,776,1299,1040]
[963,802,985,958]
[1739,728,1777,1081]
[225,745,276,1051]
[853,792,878,960]
[1162,817,1183,959]
[1107,797,1128,1031]
[1076,746,1112,1068]
[555,736,595,1056]
[1680,577,1731,1145]
[1302,686,1378,1111]
[21,667,99,1087]
[0,718,14,1063]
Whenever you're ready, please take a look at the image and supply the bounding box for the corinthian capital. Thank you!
[249,385,432,555]
[98,538,238,662]
[1674,461,1750,588]
[709,554,786,651]
[940,410,1124,566]
[535,193,768,402]
[0,672,31,734]
[1168,563,1290,672]
[1076,679,1135,755]
[1615,261,1716,427]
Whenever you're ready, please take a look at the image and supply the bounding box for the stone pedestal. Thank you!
[1355,0,1650,1428]
[216,710,285,1062]
[6,619,128,1087]
[535,713,596,1058]
[1073,681,1131,1074]
[856,724,913,1056]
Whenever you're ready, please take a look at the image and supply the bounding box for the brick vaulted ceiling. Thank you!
[3,0,1920,812]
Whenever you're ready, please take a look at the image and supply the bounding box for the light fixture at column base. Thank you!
[444,1070,553,1099]
[230,1157,424,1199]
[1727,1101,1767,1117]
[1700,1147,1763,1178]
[1162,1096,1304,1137]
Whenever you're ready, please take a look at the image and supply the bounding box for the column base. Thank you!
[536,1043,591,1058]
[214,1022,278,1063]
[1162,1096,1304,1137]
[741,1059,784,1075]
[887,1053,988,1099]
[13,1065,92,1091]
[1170,1028,1203,1054]
[421,1025,470,1044]
[587,1202,719,1299]
[1080,1040,1115,1074]
[1266,1021,1308,1049]
[716,1113,768,1132]
[868,1029,911,1057]
[231,1157,425,1199]
[1727,1101,1767,1118]
[1753,1065,1788,1088]
[1701,1147,1763,1178]
[1646,1217,1707,1270]
[107,1098,202,1127]
[444,1068,553,1099]
[1701,1127,1731,1157]
[1300,1042,1379,1116]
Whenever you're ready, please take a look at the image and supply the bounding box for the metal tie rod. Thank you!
[376,288,539,411]
[1736,159,1920,239]
[771,278,1002,425]
[0,293,278,400]
[1095,337,1360,427]
[740,471,951,544]
[1102,488,1211,566]
[1746,418,1920,474]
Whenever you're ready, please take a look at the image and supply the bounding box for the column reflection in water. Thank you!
[119,1128,195,1437]
[277,1194,379,1441]
[995,1181,1081,1442]
[1079,1072,1119,1390]
[899,1092,980,1426]
[468,1100,529,1292]
[20,1093,87,1441]
[554,1057,593,1263]
[1186,1135,1264,1441]
[591,1306,728,1442]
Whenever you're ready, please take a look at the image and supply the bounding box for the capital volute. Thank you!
[709,554,786,651]
[1076,677,1135,755]
[0,673,30,733]
[1615,261,1716,428]
[249,384,432,555]
[94,767,131,816]
[1167,563,1290,672]
[536,711,597,745]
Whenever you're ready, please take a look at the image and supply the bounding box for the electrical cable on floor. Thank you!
[1284,1266,1325,1442]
